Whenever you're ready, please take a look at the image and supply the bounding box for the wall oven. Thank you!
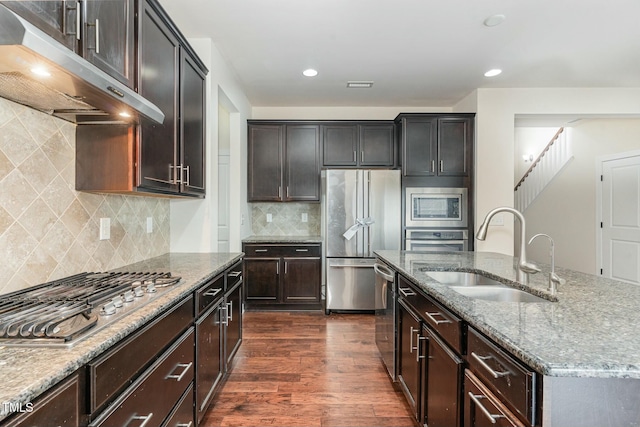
[405,229,469,252]
[405,187,467,228]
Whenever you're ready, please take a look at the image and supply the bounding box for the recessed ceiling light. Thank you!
[347,81,374,88]
[484,14,506,27]
[303,69,318,77]
[119,111,132,118]
[484,69,502,77]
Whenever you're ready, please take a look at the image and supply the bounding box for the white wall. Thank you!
[472,88,640,256]
[251,106,451,120]
[170,39,252,253]
[522,119,640,274]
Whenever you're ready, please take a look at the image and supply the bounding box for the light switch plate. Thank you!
[266,213,273,223]
[99,218,110,240]
[146,217,153,233]
[490,213,505,226]
[301,213,308,223]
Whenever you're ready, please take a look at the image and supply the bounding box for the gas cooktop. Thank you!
[0,271,182,348]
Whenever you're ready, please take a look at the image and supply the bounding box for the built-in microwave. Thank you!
[405,187,468,228]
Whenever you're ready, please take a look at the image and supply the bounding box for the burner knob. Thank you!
[101,301,117,316]
[112,295,124,308]
[146,283,157,293]
[133,286,145,297]
[123,290,135,303]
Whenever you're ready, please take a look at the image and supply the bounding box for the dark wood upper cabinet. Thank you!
[75,0,208,198]
[137,0,180,194]
[398,114,474,178]
[83,0,135,88]
[2,0,134,87]
[248,122,320,202]
[322,122,396,167]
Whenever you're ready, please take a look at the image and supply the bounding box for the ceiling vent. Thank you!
[346,81,374,88]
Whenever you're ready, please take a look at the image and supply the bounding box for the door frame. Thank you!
[595,149,640,277]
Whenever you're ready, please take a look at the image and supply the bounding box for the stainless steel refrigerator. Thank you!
[324,169,401,313]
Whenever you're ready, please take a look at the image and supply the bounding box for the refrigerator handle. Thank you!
[367,170,372,256]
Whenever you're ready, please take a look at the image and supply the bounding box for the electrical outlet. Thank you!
[146,217,153,233]
[301,213,308,223]
[266,213,273,223]
[99,218,110,240]
[490,213,505,226]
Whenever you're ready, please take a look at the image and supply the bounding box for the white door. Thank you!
[601,154,640,284]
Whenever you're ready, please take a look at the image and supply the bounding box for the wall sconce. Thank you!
[522,154,534,162]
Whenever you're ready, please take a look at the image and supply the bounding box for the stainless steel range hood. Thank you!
[0,4,164,125]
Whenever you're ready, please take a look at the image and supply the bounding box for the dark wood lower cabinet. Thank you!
[397,299,423,420]
[243,243,322,310]
[225,280,243,368]
[196,299,224,425]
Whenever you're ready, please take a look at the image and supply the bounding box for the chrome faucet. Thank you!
[528,233,565,294]
[477,207,540,285]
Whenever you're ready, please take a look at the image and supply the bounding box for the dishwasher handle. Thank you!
[374,263,395,282]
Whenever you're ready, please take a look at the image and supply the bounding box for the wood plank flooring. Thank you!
[202,311,415,427]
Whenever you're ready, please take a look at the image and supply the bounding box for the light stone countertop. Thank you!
[242,235,323,244]
[375,250,640,379]
[0,252,243,422]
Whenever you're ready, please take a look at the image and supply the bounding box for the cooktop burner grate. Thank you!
[0,272,181,346]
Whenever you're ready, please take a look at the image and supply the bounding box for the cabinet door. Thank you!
[180,50,207,197]
[322,124,358,167]
[359,123,395,167]
[248,125,283,201]
[244,258,280,302]
[83,0,134,88]
[137,0,180,194]
[285,125,320,201]
[425,327,463,427]
[438,117,472,177]
[1,1,78,50]
[397,300,422,421]
[224,281,243,369]
[195,302,223,425]
[282,257,321,303]
[402,116,437,177]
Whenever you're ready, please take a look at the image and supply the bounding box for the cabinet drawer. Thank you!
[88,296,194,413]
[90,328,195,427]
[398,277,464,354]
[162,383,194,427]
[464,370,525,427]
[244,244,321,257]
[227,260,243,290]
[467,328,536,426]
[196,274,224,317]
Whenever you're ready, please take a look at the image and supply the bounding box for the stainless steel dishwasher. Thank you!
[374,261,397,381]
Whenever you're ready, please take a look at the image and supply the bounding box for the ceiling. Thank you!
[157,0,640,108]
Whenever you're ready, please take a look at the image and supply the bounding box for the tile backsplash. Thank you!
[0,98,169,295]
[251,202,321,236]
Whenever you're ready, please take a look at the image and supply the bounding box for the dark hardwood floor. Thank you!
[202,311,415,427]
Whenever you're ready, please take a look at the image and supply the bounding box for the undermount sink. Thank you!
[425,271,503,286]
[425,271,550,303]
[448,285,549,303]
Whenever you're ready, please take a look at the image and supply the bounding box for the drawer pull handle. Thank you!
[202,288,222,297]
[398,287,416,297]
[228,271,242,277]
[471,352,511,378]
[468,393,504,424]
[425,311,452,325]
[176,423,193,427]
[166,362,193,382]
[254,249,268,252]
[127,413,153,427]
[295,249,309,252]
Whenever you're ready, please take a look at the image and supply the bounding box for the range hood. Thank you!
[0,5,164,125]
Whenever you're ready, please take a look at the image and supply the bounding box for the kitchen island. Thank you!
[0,252,242,423]
[376,250,640,427]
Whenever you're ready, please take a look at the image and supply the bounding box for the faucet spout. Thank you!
[477,206,540,284]
[528,233,565,294]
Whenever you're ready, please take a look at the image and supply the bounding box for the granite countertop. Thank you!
[375,250,640,380]
[0,252,242,421]
[242,235,323,243]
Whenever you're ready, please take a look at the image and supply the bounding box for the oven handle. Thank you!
[406,240,466,245]
[374,263,395,282]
